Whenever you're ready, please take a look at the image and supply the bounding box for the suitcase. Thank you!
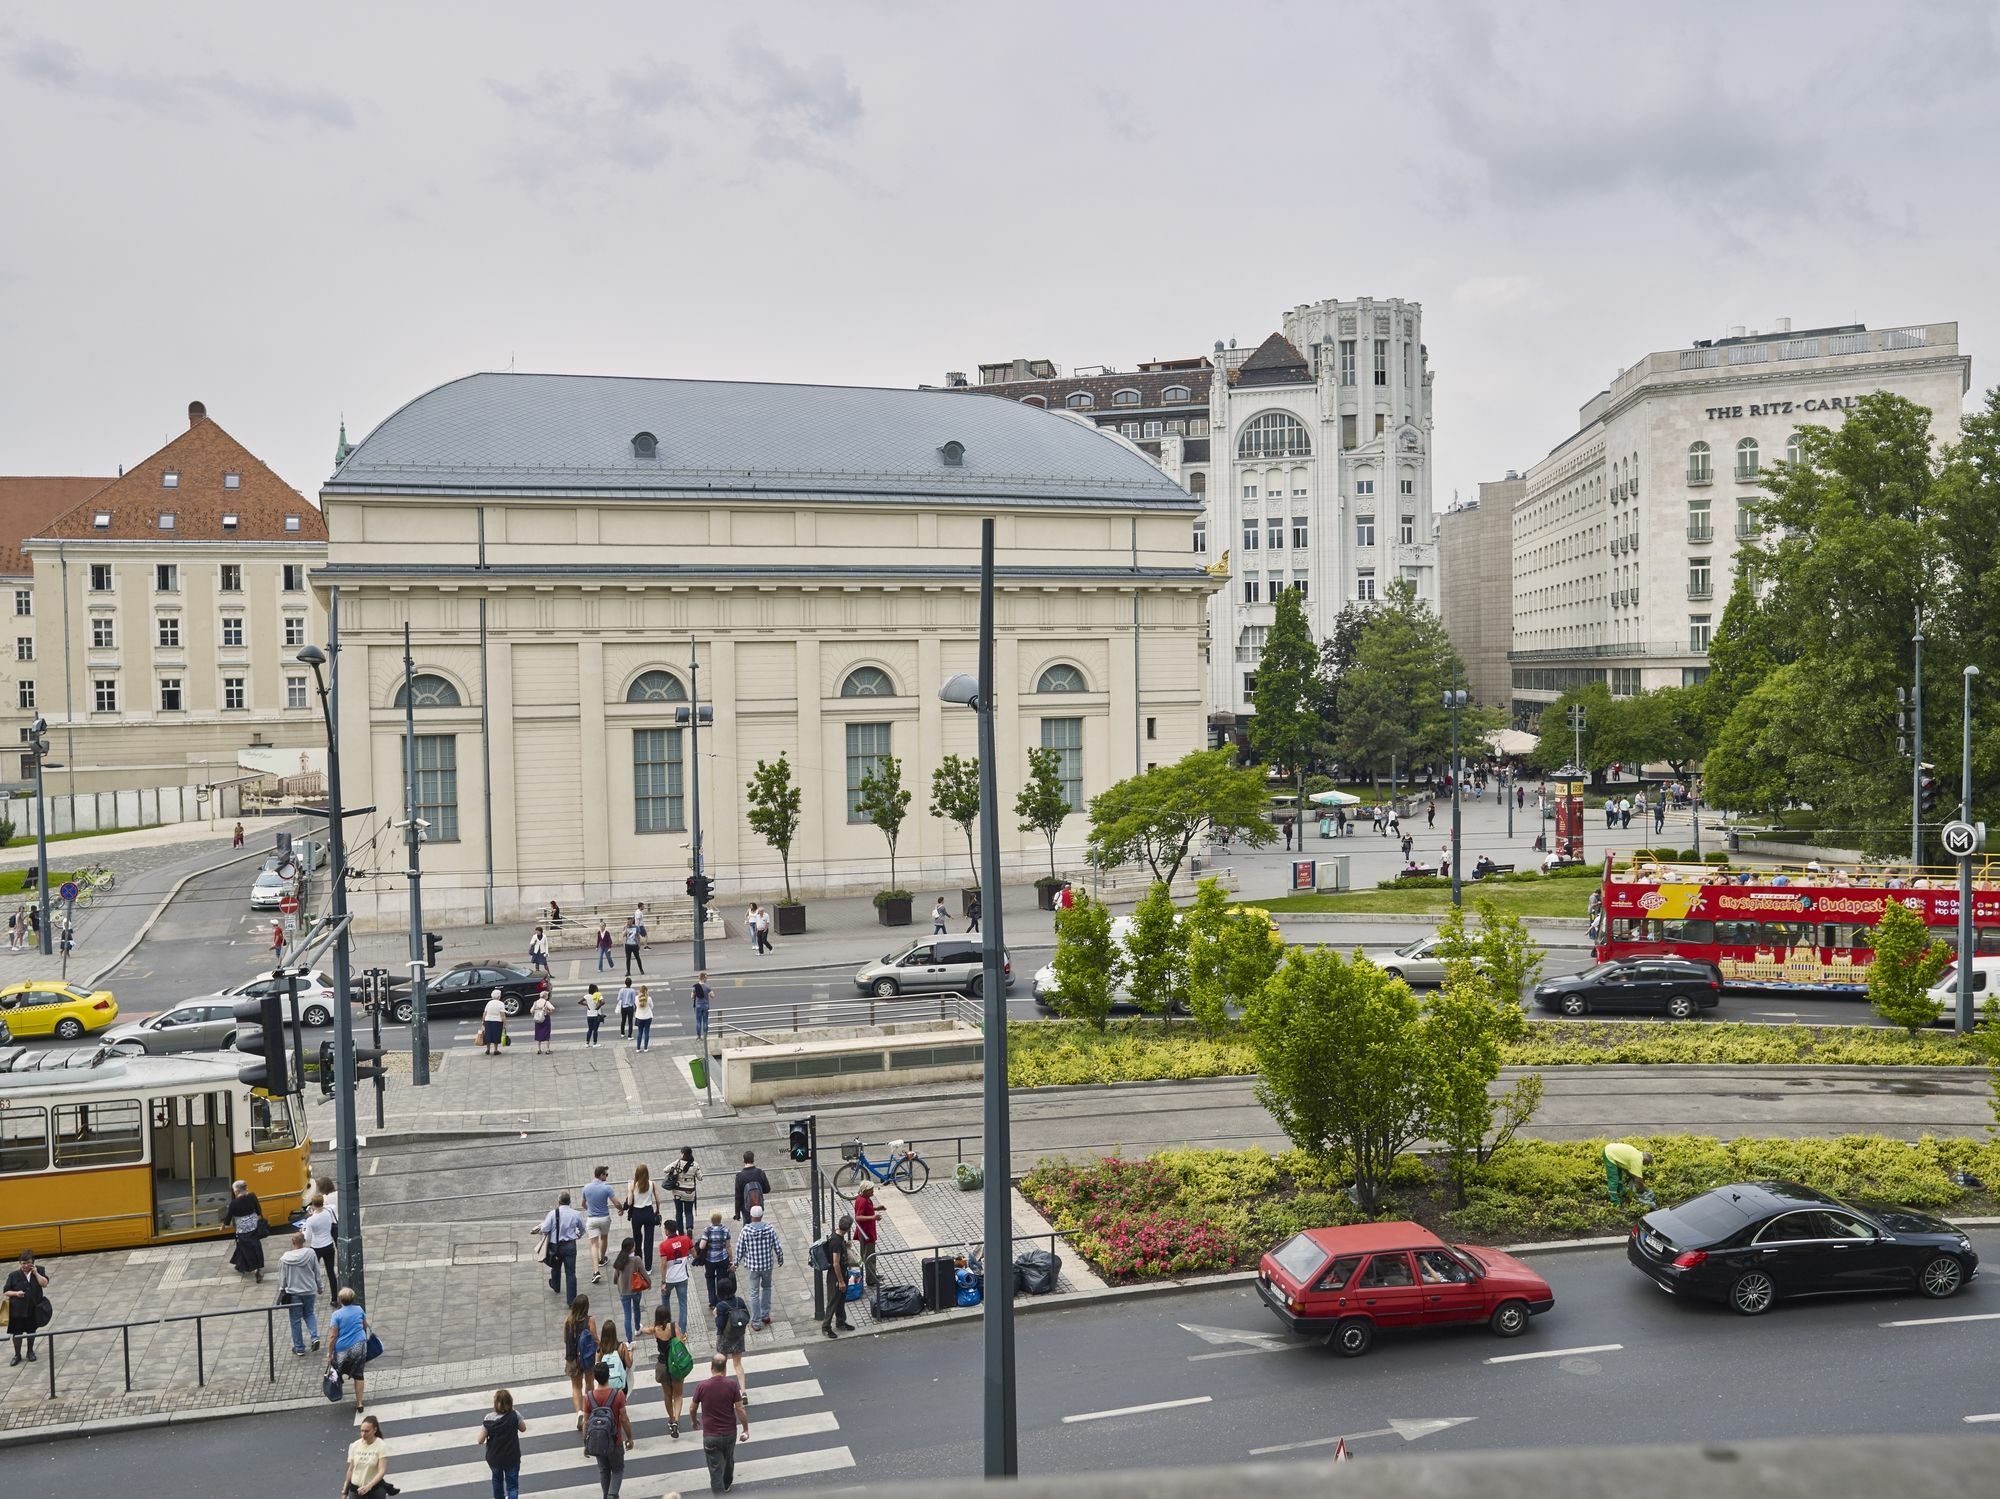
[920,1254,956,1312]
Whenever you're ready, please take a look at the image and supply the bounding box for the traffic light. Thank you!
[788,1117,812,1163]
[686,873,714,905]
[1921,768,1941,816]
[354,1044,387,1085]
[234,993,291,1095]
[317,1039,335,1097]
[424,931,443,967]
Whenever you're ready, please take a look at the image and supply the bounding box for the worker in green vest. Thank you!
[1603,1141,1655,1208]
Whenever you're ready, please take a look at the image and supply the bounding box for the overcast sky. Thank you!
[3,1,1995,511]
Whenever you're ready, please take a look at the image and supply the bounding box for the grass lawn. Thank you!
[0,868,81,895]
[3,826,143,849]
[1259,881,1593,919]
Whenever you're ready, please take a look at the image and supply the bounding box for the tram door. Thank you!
[150,1091,232,1235]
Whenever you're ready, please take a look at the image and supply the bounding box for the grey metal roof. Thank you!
[326,372,1197,507]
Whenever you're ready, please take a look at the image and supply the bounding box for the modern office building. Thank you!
[1438,473,1522,709]
[1509,319,1969,727]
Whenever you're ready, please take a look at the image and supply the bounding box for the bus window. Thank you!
[0,1105,50,1175]
[250,1092,300,1154]
[1714,922,1760,947]
[1610,918,1649,942]
[1660,920,1716,944]
[1978,930,2000,957]
[53,1099,144,1168]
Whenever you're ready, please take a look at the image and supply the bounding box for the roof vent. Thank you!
[939,440,966,467]
[188,400,207,427]
[632,431,658,460]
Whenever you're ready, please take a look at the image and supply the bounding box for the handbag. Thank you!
[500,1028,511,1048]
[364,1331,385,1363]
[630,1266,651,1292]
[322,1365,345,1402]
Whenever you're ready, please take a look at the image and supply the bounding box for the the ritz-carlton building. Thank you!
[1509,318,1969,728]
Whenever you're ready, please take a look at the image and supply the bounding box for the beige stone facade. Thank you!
[1438,474,1521,710]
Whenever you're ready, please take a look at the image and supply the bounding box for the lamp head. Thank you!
[29,716,45,736]
[295,644,328,668]
[939,673,981,708]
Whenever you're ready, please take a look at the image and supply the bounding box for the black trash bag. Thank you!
[1013,1248,1061,1295]
[870,1284,925,1319]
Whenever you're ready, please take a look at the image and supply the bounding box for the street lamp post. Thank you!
[28,716,53,955]
[400,623,431,1086]
[1957,665,1980,1034]
[675,641,713,977]
[1912,612,1925,867]
[1444,675,1467,907]
[940,517,1017,1478]
[297,621,365,1305]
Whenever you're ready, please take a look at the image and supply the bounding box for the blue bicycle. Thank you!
[833,1140,929,1198]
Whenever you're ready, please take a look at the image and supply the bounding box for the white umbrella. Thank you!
[1485,728,1537,756]
[1308,789,1361,807]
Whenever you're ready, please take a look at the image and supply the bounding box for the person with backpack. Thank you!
[580,1361,634,1498]
[477,1389,528,1499]
[666,1146,702,1236]
[813,1215,855,1339]
[597,1316,633,1396]
[734,1204,783,1331]
[562,1297,596,1421]
[635,1301,694,1438]
[712,1272,750,1393]
[699,1211,732,1311]
[690,1352,751,1495]
[632,985,654,1051]
[731,1150,769,1222]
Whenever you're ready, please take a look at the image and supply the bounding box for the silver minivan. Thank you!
[854,937,1014,998]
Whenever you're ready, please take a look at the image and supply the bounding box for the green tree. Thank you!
[1123,881,1188,1024]
[1593,688,1708,780]
[1085,748,1276,885]
[1433,896,1544,1013]
[1532,680,1611,777]
[1242,947,1434,1212]
[1330,580,1476,781]
[1047,891,1121,1030]
[1867,897,1952,1035]
[855,754,912,894]
[1183,879,1249,1035]
[1014,746,1071,881]
[743,755,804,904]
[1316,600,1373,725]
[1250,587,1324,804]
[1699,565,1784,744]
[929,753,981,886]
[1427,899,1543,1202]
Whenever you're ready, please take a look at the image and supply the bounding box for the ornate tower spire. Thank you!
[334,417,350,468]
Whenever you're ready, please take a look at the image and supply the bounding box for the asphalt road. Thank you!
[26,1237,2000,1494]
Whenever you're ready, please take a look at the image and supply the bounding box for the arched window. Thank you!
[631,432,657,459]
[1036,663,1088,693]
[840,666,897,698]
[1189,472,1207,497]
[626,670,687,703]
[393,673,461,708]
[1021,395,1047,407]
[1785,432,1804,467]
[1162,385,1191,403]
[1237,411,1312,460]
[1687,441,1712,483]
[1111,389,1141,407]
[1065,392,1094,409]
[1735,437,1760,479]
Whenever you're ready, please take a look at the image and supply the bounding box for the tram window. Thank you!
[0,1105,49,1175]
[53,1099,144,1168]
[250,1092,299,1153]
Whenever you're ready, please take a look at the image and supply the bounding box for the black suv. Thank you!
[1532,957,1721,1019]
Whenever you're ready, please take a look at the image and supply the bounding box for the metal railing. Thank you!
[711,991,984,1044]
[31,1301,294,1400]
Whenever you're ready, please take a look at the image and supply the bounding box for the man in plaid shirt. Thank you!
[734,1205,785,1328]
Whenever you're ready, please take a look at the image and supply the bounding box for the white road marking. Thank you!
[1881,1311,2000,1328]
[1063,1395,1211,1424]
[1485,1342,1623,1364]
[1250,1417,1475,1454]
[379,1377,826,1455]
[1964,1412,2000,1424]
[528,1446,855,1499]
[363,1349,809,1423]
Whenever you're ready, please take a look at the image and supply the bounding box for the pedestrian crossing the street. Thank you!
[357,1348,853,1496]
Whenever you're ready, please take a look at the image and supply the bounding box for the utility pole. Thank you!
[1445,672,1467,907]
[1912,612,1925,867]
[30,716,53,955]
[1957,666,1980,1034]
[401,623,431,1086]
[677,642,713,975]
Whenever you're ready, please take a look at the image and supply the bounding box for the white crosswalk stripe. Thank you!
[353,1348,850,1497]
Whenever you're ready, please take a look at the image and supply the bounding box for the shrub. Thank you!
[1705,851,1730,864]
[1378,874,1452,889]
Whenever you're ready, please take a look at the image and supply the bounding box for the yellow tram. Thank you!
[0,1048,312,1258]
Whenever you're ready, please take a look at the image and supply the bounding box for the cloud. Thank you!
[8,34,354,129]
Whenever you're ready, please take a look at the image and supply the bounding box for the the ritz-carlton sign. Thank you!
[1706,395,1866,419]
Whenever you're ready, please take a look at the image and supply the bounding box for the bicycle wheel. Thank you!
[831,1162,869,1199]
[892,1155,929,1194]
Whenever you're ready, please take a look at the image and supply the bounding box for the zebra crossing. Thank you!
[356,1348,854,1496]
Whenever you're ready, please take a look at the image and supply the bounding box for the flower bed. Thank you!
[1020,1137,2000,1284]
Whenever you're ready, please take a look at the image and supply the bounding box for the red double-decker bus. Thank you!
[1595,857,2000,994]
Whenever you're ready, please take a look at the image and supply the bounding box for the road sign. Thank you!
[278,893,300,915]
[58,881,77,902]
[1941,820,1985,858]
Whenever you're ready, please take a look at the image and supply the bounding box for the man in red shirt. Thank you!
[581,1362,633,1493]
[851,1185,880,1289]
[690,1353,750,1494]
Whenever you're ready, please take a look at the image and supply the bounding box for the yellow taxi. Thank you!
[0,980,120,1041]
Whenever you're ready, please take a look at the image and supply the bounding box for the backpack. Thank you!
[665,1335,694,1382]
[743,1182,764,1215]
[574,1325,598,1372]
[807,1236,832,1273]
[582,1393,619,1458]
[724,1297,750,1334]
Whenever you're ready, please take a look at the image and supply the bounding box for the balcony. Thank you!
[1734,467,1761,484]
[1687,583,1714,601]
[1686,524,1713,544]
[1610,536,1625,555]
[1627,533,1640,551]
[1686,471,1713,487]
[1736,516,1761,539]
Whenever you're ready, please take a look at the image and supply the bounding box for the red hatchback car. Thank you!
[1257,1221,1555,1356]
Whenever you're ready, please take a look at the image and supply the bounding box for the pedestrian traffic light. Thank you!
[1921,769,1941,816]
[317,1039,336,1097]
[234,993,291,1095]
[788,1117,812,1163]
[353,1044,387,1085]
[686,873,714,905]
[424,930,443,967]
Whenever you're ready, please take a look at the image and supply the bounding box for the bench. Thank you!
[1471,863,1516,880]
[1396,866,1439,880]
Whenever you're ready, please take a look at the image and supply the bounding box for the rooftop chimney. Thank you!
[1775,316,1793,333]
[188,400,208,427]
[1728,326,1745,339]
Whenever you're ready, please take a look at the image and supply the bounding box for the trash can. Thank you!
[688,1054,708,1091]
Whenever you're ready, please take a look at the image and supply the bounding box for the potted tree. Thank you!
[931,752,982,915]
[1016,745,1071,911]
[857,754,913,926]
[745,753,806,935]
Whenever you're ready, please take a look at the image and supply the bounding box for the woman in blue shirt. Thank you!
[326,1286,371,1413]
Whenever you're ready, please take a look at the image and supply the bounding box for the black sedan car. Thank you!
[1627,1179,1977,1315]
[1532,956,1721,1019]
[388,962,546,1023]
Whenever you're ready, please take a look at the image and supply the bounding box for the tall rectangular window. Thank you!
[1403,342,1412,387]
[222,676,245,710]
[1688,558,1712,599]
[157,616,180,648]
[89,564,112,592]
[408,735,460,842]
[1373,339,1388,386]
[13,590,28,617]
[1687,496,1712,541]
[845,722,891,822]
[1267,521,1285,550]
[283,615,306,647]
[1341,414,1357,450]
[1292,516,1309,549]
[220,564,243,592]
[1243,576,1262,604]
[91,617,113,649]
[633,727,685,833]
[16,681,33,710]
[1356,514,1376,548]
[14,637,31,662]
[159,678,183,712]
[1192,522,1207,555]
[93,678,118,713]
[286,675,308,710]
[1338,340,1356,385]
[282,565,304,591]
[155,564,178,593]
[1689,615,1713,652]
[1357,569,1377,602]
[1241,524,1259,552]
[1400,478,1414,496]
[1400,514,1415,545]
[221,616,244,648]
[1291,577,1309,599]
[1042,717,1083,811]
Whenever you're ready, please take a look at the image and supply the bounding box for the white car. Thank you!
[216,967,340,1028]
[249,869,292,910]
[1035,916,1139,1008]
[1362,934,1453,987]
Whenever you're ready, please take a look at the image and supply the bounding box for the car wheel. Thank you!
[1489,1299,1531,1337]
[1665,994,1697,1020]
[1559,994,1589,1017]
[111,1040,146,1056]
[501,995,522,1017]
[1728,1271,1776,1315]
[1918,1254,1966,1298]
[302,1005,331,1028]
[54,1018,85,1040]
[1329,1317,1373,1357]
[872,978,900,998]
[968,975,984,998]
[393,1000,415,1024]
[1383,967,1404,983]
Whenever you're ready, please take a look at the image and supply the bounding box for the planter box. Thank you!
[960,886,982,916]
[877,895,913,927]
[775,904,807,936]
[1036,881,1063,912]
